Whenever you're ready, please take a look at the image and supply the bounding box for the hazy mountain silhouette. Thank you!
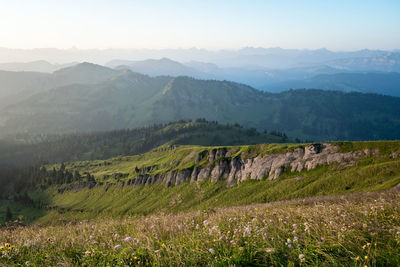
[1,63,400,141]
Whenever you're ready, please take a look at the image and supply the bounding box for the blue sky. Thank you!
[0,0,399,50]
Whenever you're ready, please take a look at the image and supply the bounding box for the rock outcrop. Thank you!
[128,143,369,188]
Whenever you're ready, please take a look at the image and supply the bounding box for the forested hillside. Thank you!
[1,63,400,141]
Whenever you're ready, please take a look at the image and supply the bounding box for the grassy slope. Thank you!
[34,141,400,224]
[1,188,400,266]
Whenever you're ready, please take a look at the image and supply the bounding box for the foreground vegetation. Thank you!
[1,188,399,266]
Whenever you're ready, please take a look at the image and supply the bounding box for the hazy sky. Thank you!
[0,0,399,50]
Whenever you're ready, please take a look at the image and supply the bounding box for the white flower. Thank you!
[114,244,122,250]
[299,254,305,261]
[209,248,215,254]
[123,236,133,242]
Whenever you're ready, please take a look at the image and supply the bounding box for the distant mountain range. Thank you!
[1,47,400,97]
[0,60,76,73]
[267,72,400,96]
[1,47,397,68]
[0,63,117,108]
[106,57,400,96]
[109,58,208,78]
[1,63,400,141]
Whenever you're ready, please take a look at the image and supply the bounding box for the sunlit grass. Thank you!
[1,188,400,266]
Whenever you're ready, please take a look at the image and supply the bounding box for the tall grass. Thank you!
[1,188,400,266]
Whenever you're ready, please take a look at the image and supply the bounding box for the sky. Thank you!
[0,0,399,51]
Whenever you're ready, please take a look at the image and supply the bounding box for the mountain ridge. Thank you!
[1,64,400,141]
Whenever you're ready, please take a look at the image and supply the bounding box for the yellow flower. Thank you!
[134,256,137,260]
[0,246,4,250]
[355,256,360,261]
[364,256,368,259]
[366,242,371,246]
[362,245,367,249]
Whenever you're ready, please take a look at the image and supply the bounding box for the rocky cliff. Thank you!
[124,143,374,188]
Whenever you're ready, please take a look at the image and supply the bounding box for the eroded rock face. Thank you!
[128,143,368,188]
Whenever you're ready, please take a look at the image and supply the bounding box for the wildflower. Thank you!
[84,250,91,256]
[299,254,305,262]
[203,220,209,225]
[114,244,122,250]
[364,256,368,259]
[209,248,215,254]
[25,261,30,266]
[154,249,161,253]
[266,248,275,253]
[287,238,292,243]
[123,236,133,242]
